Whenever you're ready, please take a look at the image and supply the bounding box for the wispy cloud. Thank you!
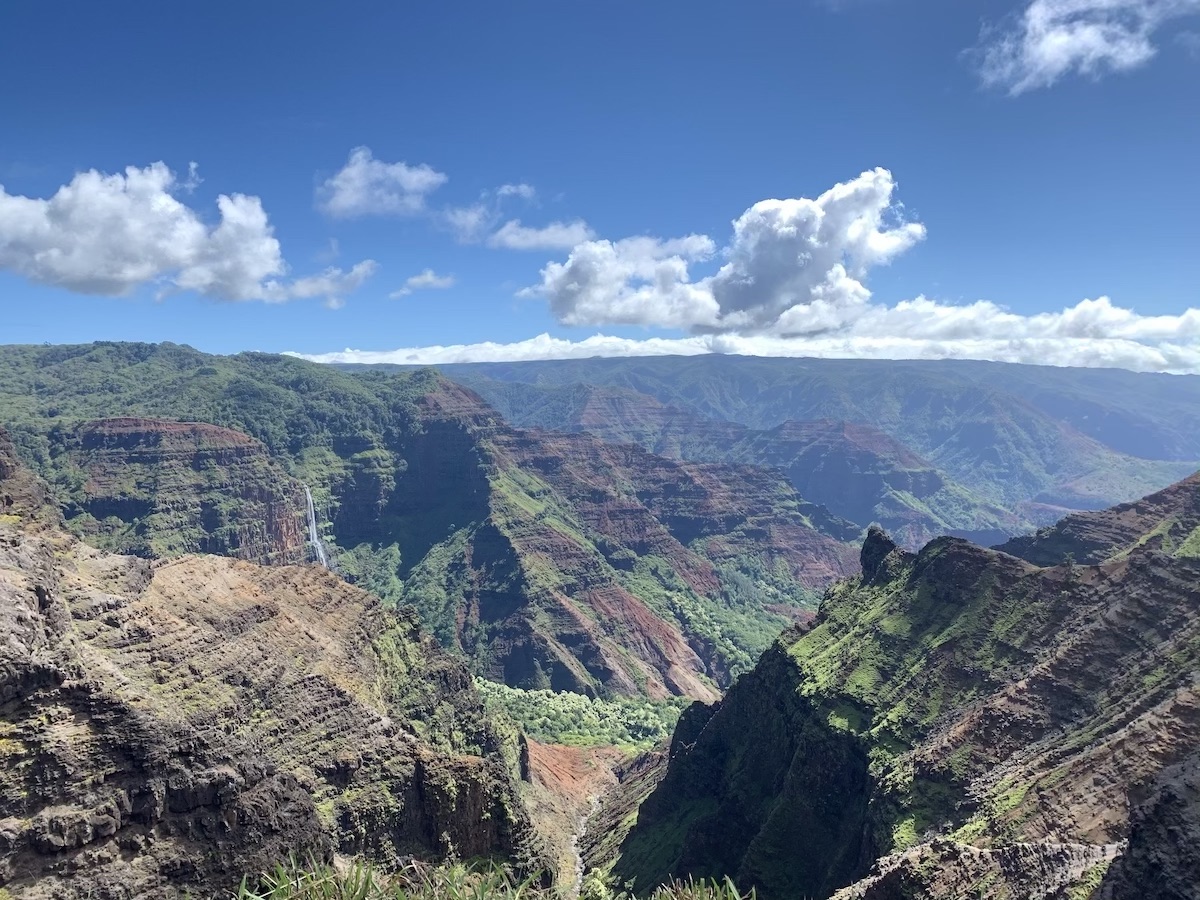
[973,0,1200,94]
[390,268,456,298]
[442,180,594,249]
[487,219,596,251]
[497,183,537,200]
[1177,28,1200,55]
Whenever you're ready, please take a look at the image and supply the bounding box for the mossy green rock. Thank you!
[610,515,1200,899]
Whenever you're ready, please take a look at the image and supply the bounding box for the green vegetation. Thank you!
[234,859,754,900]
[0,341,831,704]
[477,680,688,749]
[0,342,440,459]
[1066,859,1112,900]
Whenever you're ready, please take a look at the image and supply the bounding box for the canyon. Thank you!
[3,342,1200,899]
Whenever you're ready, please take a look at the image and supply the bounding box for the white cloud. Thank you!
[288,296,1200,373]
[974,0,1200,94]
[487,219,596,251]
[289,332,713,366]
[318,146,447,218]
[279,261,379,309]
[314,237,340,264]
[529,235,719,328]
[390,268,456,298]
[525,168,923,334]
[443,183,590,250]
[0,161,375,305]
[443,202,496,243]
[497,183,537,200]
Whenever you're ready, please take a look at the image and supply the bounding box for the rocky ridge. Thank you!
[601,494,1200,899]
[999,469,1200,565]
[441,356,1199,517]
[0,429,541,898]
[398,384,858,700]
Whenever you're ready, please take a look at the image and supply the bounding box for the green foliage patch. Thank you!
[477,680,688,750]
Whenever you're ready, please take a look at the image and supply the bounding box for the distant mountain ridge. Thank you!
[454,379,1021,549]
[426,355,1199,518]
[999,469,1200,565]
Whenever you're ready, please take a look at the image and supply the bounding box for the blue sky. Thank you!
[2,0,1199,370]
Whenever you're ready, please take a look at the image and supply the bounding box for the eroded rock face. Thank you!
[0,429,50,524]
[464,381,1023,551]
[405,385,859,701]
[53,418,308,565]
[0,435,539,898]
[1099,751,1200,900]
[1,349,859,705]
[608,500,1200,899]
[832,840,1120,900]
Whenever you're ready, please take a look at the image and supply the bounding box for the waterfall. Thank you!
[303,484,329,568]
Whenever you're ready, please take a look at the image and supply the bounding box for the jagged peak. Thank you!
[861,524,902,583]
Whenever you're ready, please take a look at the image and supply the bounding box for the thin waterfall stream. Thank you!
[303,484,330,568]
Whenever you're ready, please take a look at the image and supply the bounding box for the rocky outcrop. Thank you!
[0,428,51,525]
[606,485,1200,898]
[0,437,541,898]
[52,418,308,565]
[999,469,1200,565]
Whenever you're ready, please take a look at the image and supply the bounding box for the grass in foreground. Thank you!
[234,859,754,900]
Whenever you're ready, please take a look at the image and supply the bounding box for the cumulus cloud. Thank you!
[974,0,1200,94]
[525,168,923,334]
[390,268,456,298]
[288,296,1200,374]
[0,161,375,305]
[279,261,379,310]
[487,219,596,251]
[318,147,448,218]
[530,235,719,328]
